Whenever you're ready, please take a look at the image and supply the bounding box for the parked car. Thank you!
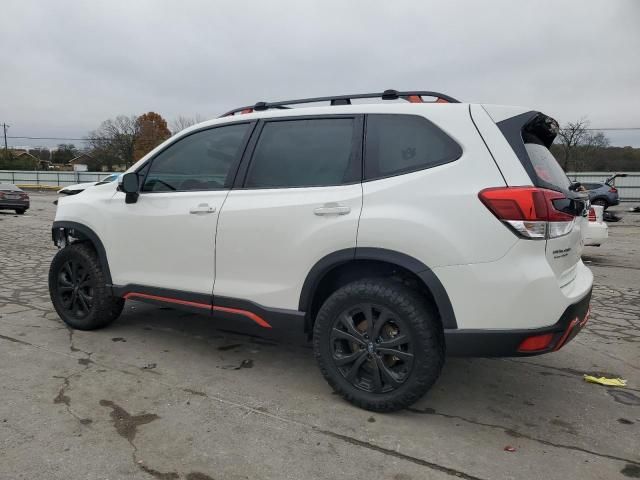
[584,205,608,247]
[48,90,592,412]
[58,174,121,195]
[0,183,30,214]
[582,181,620,209]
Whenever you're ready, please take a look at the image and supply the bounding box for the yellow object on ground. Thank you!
[583,375,627,387]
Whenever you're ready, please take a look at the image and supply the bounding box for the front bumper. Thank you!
[445,288,592,357]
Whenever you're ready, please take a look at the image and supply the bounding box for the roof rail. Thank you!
[220,89,461,117]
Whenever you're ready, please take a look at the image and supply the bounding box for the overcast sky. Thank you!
[1,0,639,148]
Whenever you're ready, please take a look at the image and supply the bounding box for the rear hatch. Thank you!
[496,112,588,287]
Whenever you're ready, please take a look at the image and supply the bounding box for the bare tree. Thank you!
[556,117,590,171]
[86,115,139,169]
[171,114,206,135]
[583,131,610,152]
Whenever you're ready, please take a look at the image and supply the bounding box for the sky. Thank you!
[1,0,639,149]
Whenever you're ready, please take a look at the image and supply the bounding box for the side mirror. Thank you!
[121,172,140,204]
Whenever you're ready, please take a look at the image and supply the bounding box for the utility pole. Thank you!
[1,123,8,152]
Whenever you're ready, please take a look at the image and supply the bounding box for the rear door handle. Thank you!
[189,204,216,214]
[314,203,351,216]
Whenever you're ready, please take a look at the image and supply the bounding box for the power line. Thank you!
[7,136,96,141]
[583,128,640,131]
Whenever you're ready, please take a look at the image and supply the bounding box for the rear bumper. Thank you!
[445,288,591,357]
[0,200,29,210]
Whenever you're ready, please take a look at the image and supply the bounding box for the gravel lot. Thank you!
[1,192,639,480]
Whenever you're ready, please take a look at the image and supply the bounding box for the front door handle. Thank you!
[314,203,351,216]
[189,204,216,214]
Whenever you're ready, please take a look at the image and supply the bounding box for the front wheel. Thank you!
[313,279,444,412]
[15,209,26,215]
[49,242,124,330]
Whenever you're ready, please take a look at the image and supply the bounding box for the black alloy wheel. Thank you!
[313,278,444,412]
[49,242,124,330]
[330,303,414,393]
[57,259,94,319]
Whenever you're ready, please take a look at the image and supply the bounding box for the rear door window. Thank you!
[244,118,358,188]
[364,114,462,180]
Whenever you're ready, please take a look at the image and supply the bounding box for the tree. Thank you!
[556,118,589,171]
[171,114,206,134]
[51,144,78,164]
[86,115,139,169]
[133,112,171,161]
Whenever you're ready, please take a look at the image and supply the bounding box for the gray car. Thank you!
[582,182,620,209]
[0,184,30,214]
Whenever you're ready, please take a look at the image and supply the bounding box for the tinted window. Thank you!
[524,142,571,191]
[143,123,249,192]
[365,114,462,180]
[245,118,356,188]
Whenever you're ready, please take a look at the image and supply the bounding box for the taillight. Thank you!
[20,193,29,200]
[609,187,617,193]
[588,207,596,222]
[478,187,575,239]
[0,192,4,199]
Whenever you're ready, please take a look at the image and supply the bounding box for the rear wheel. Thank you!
[313,279,444,412]
[592,198,609,209]
[15,209,25,215]
[49,242,124,330]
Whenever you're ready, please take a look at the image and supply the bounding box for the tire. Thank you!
[15,209,26,215]
[313,278,444,412]
[592,198,608,209]
[49,242,124,330]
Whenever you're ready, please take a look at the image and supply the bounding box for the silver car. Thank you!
[0,184,30,214]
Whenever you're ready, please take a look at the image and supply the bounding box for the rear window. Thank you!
[524,142,571,190]
[364,114,462,180]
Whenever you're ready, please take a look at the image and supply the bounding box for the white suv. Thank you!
[49,90,593,412]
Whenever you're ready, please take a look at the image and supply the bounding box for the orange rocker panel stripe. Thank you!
[123,293,272,329]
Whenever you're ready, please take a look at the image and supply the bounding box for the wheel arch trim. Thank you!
[52,221,112,285]
[299,247,458,329]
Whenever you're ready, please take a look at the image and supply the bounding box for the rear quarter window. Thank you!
[364,114,462,180]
